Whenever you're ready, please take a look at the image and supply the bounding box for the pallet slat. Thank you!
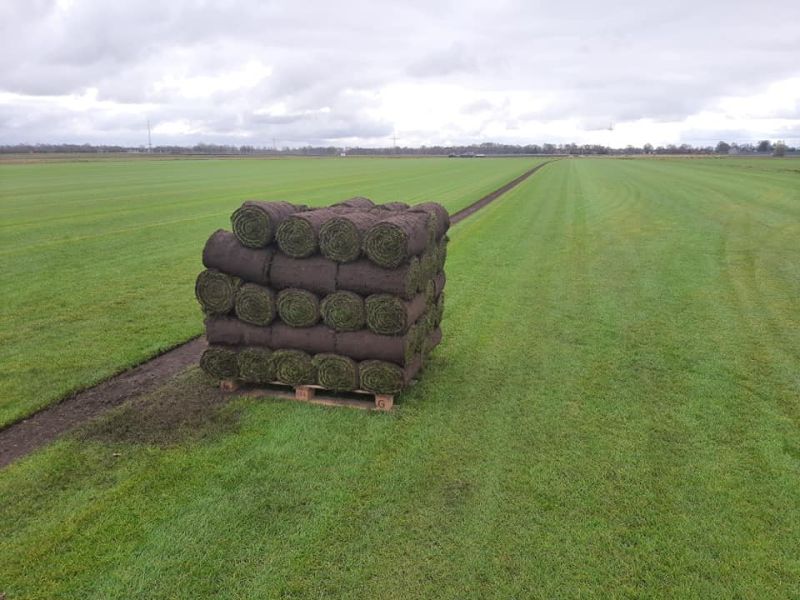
[219,380,394,411]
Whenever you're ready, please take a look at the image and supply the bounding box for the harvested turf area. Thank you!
[1,158,799,598]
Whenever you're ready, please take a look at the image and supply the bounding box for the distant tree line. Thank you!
[1,140,796,156]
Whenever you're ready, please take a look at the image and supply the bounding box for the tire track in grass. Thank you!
[0,160,557,468]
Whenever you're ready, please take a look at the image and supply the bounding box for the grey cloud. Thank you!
[1,0,799,146]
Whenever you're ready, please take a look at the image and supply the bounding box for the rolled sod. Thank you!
[370,201,409,213]
[269,253,336,295]
[200,346,239,379]
[202,230,273,285]
[312,353,359,391]
[433,271,446,297]
[276,208,340,258]
[205,317,272,346]
[425,327,443,354]
[337,256,420,301]
[272,349,314,386]
[195,269,240,315]
[435,237,449,272]
[419,249,438,286]
[271,323,336,354]
[331,196,375,211]
[358,355,422,395]
[277,288,320,327]
[318,212,382,262]
[336,326,419,365]
[234,283,276,326]
[435,292,445,326]
[231,200,301,248]
[237,347,274,383]
[365,292,428,335]
[320,291,365,332]
[363,211,431,268]
[424,278,436,307]
[409,201,450,241]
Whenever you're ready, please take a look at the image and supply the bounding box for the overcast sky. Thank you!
[1,0,799,148]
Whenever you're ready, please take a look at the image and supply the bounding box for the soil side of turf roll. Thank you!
[203,229,273,286]
[370,201,409,212]
[331,196,375,211]
[205,316,273,346]
[337,258,418,300]
[271,323,336,354]
[433,272,446,297]
[269,253,337,295]
[0,159,557,468]
[335,329,414,365]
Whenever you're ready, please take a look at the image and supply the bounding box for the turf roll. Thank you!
[434,292,445,326]
[359,355,422,394]
[200,346,238,379]
[433,271,446,297]
[336,325,419,365]
[270,253,336,295]
[202,230,273,285]
[425,327,443,354]
[319,212,382,262]
[419,249,438,286]
[435,237,449,272]
[409,201,450,241]
[370,201,409,213]
[272,349,314,386]
[363,211,431,268]
[234,283,276,326]
[331,196,375,211]
[424,278,436,307]
[337,256,420,300]
[320,291,365,332]
[312,353,359,391]
[237,347,274,383]
[231,200,301,248]
[271,323,336,354]
[365,293,428,335]
[205,317,273,346]
[276,208,340,258]
[277,288,320,327]
[195,269,240,315]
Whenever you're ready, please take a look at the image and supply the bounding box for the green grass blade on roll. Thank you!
[312,354,358,391]
[277,288,320,327]
[200,346,238,380]
[276,208,339,258]
[231,200,300,248]
[234,283,276,326]
[195,269,240,315]
[359,360,406,394]
[272,349,314,386]
[237,347,274,383]
[320,291,365,332]
[363,212,431,268]
[319,212,381,262]
[365,293,427,336]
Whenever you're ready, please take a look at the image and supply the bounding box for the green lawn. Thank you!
[2,157,798,598]
[0,156,540,427]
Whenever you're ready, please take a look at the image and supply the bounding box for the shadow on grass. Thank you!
[78,367,242,447]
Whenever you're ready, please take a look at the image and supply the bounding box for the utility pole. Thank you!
[147,119,152,152]
[392,134,398,154]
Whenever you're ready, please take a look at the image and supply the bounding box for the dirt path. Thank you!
[0,159,556,468]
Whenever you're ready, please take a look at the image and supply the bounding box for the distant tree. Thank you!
[773,141,786,157]
[643,143,653,154]
[756,140,773,153]
[715,141,731,154]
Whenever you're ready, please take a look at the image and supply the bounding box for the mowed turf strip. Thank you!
[0,156,541,427]
[2,158,799,598]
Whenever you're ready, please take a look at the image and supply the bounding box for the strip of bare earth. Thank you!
[0,159,556,468]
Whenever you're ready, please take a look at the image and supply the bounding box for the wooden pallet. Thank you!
[219,379,394,411]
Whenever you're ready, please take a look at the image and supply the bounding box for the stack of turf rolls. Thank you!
[196,197,448,396]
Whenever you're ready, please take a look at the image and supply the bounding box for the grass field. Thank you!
[1,157,799,598]
[0,156,540,427]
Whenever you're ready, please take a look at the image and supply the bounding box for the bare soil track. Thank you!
[0,159,555,468]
